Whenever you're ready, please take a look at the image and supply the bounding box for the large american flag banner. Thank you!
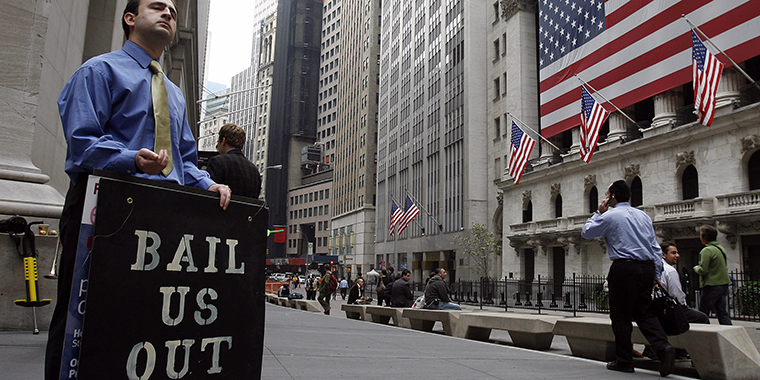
[389,199,403,236]
[397,195,420,234]
[539,0,760,138]
[508,121,537,184]
[692,30,724,126]
[580,85,610,162]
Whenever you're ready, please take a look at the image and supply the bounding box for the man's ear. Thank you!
[124,12,136,28]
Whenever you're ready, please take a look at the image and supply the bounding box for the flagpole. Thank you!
[507,112,562,151]
[575,75,638,125]
[682,15,760,91]
[404,189,443,232]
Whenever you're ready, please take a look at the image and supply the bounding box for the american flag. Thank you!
[539,0,760,138]
[389,199,403,236]
[580,85,610,163]
[397,195,420,234]
[692,30,724,126]
[508,121,536,184]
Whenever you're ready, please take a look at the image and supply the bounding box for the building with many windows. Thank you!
[328,0,381,279]
[374,0,493,282]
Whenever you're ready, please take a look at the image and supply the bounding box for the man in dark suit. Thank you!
[207,123,262,199]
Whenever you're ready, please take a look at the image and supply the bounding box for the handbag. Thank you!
[651,288,689,335]
[376,279,386,293]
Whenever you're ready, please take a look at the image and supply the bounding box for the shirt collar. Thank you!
[122,41,158,70]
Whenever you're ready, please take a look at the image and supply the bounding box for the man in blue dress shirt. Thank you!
[45,1,231,378]
[582,180,675,376]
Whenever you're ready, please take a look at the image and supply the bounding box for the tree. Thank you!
[452,223,501,278]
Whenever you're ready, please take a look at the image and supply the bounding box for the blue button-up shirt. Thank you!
[59,41,214,190]
[582,202,663,280]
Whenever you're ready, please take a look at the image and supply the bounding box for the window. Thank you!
[588,186,598,214]
[554,194,563,218]
[325,205,329,214]
[630,177,643,207]
[749,151,760,190]
[494,117,501,137]
[325,189,330,198]
[682,165,699,200]
[522,200,533,223]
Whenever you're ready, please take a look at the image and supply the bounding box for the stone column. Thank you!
[606,110,629,142]
[715,67,744,111]
[0,1,64,219]
[652,88,684,128]
[569,126,581,154]
[540,140,554,161]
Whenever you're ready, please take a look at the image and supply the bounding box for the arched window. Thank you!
[749,151,760,190]
[522,200,532,223]
[588,186,598,213]
[630,177,643,207]
[682,165,699,200]
[555,194,563,218]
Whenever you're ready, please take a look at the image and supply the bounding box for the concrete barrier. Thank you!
[401,309,467,336]
[293,299,323,312]
[552,317,760,380]
[341,304,367,320]
[364,305,411,328]
[454,312,561,350]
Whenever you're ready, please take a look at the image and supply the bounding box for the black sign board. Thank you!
[77,175,267,379]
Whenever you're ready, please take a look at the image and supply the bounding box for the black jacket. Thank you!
[390,278,414,307]
[347,283,364,304]
[424,275,450,306]
[206,149,262,199]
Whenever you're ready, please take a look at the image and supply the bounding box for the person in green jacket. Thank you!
[318,264,333,315]
[693,225,732,325]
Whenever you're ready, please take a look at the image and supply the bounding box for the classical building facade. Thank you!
[495,1,760,290]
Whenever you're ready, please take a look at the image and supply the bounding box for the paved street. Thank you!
[2,288,758,379]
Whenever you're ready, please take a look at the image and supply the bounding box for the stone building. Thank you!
[375,0,493,282]
[0,0,209,330]
[495,0,760,295]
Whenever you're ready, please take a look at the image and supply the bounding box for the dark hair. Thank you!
[387,266,394,273]
[122,0,141,39]
[700,225,718,242]
[218,123,246,149]
[381,269,387,275]
[434,268,444,276]
[609,180,631,202]
[401,269,411,276]
[660,241,677,254]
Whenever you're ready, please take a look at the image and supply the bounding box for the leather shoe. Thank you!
[606,361,635,373]
[659,345,676,377]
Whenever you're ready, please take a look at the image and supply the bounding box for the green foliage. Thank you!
[452,223,501,278]
[591,282,609,310]
[736,281,760,317]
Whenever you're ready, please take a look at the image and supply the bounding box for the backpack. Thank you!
[329,274,338,292]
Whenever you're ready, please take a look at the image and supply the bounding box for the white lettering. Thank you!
[131,230,161,271]
[204,237,220,273]
[165,339,194,379]
[224,239,244,274]
[159,286,190,326]
[126,342,156,380]
[194,288,218,326]
[201,336,232,374]
[167,235,198,272]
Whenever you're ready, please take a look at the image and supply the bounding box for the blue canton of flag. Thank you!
[691,30,723,127]
[508,121,536,184]
[538,0,606,68]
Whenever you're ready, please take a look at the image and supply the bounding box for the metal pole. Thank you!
[682,15,760,91]
[508,112,562,152]
[575,75,638,125]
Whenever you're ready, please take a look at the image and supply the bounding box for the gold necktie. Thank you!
[149,60,173,176]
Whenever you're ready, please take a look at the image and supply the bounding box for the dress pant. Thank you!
[699,284,732,325]
[681,304,710,324]
[608,259,670,366]
[45,175,88,380]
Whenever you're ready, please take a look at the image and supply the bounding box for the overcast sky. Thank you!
[205,0,256,88]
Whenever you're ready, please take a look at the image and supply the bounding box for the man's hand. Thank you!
[654,280,663,291]
[598,197,610,214]
[208,184,231,210]
[135,148,169,175]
